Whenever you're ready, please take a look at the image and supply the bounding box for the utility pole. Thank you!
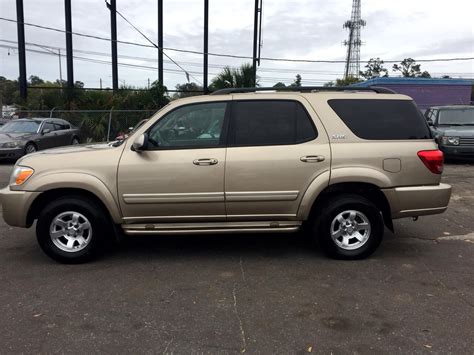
[106,0,119,92]
[58,48,63,86]
[64,0,74,88]
[203,0,209,93]
[157,0,163,86]
[16,0,27,99]
[252,0,263,87]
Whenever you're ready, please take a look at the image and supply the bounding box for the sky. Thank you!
[0,0,473,90]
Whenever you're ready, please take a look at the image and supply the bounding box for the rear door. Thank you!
[224,97,331,220]
[53,120,72,146]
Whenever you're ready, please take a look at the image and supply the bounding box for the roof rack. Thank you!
[210,86,396,95]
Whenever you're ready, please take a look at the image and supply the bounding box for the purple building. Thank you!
[353,77,473,111]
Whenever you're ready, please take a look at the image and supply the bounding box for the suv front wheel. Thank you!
[36,196,111,263]
[313,194,384,259]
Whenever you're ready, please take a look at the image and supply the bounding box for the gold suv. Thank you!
[0,87,452,263]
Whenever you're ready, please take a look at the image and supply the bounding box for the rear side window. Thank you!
[328,99,431,140]
[230,100,317,146]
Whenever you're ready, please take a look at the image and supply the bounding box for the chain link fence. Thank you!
[12,109,157,142]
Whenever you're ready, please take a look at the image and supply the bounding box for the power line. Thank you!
[2,44,334,84]
[2,38,474,81]
[111,4,202,85]
[1,17,473,64]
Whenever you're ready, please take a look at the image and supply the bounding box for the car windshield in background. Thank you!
[438,109,474,126]
[0,120,41,133]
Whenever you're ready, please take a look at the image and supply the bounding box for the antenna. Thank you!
[343,0,366,79]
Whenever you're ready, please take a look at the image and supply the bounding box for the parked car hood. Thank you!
[433,126,474,137]
[17,143,126,175]
[33,143,116,155]
[0,132,34,143]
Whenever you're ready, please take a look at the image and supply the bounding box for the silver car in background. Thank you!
[0,118,82,160]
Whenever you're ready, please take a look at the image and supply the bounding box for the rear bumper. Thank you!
[382,183,452,219]
[440,145,474,157]
[0,187,40,227]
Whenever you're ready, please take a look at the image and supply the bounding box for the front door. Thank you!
[117,101,230,223]
[224,97,331,220]
[39,121,61,149]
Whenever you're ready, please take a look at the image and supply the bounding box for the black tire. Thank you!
[36,196,112,263]
[24,142,37,155]
[312,194,384,260]
[71,136,80,145]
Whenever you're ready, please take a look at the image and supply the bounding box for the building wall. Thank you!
[382,84,472,110]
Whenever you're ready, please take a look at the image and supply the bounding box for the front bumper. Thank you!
[0,148,23,160]
[382,183,452,219]
[440,145,474,157]
[0,187,40,227]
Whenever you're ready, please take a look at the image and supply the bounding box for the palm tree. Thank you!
[210,63,258,89]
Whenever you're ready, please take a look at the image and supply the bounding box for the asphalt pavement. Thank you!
[0,162,473,354]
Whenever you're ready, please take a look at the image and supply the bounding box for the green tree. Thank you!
[393,58,431,78]
[173,82,203,99]
[28,75,44,86]
[360,58,388,79]
[334,76,363,87]
[210,63,258,89]
[272,82,286,89]
[289,74,302,88]
[0,76,19,105]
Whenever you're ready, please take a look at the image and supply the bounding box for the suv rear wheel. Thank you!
[36,196,111,263]
[313,194,384,259]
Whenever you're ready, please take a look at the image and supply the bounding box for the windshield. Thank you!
[438,109,474,125]
[0,120,41,133]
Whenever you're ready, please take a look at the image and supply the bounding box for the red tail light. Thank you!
[417,150,444,174]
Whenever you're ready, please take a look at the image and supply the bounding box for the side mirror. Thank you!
[42,128,51,135]
[427,119,434,126]
[132,133,148,151]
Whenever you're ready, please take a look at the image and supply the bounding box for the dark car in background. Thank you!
[426,106,474,159]
[0,120,10,128]
[0,118,82,160]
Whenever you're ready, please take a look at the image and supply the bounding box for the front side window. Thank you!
[148,102,227,149]
[230,100,317,146]
[43,122,55,132]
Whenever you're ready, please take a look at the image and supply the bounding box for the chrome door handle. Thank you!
[193,158,218,166]
[300,155,325,163]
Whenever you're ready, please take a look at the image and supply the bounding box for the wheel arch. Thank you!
[25,173,122,226]
[27,187,120,227]
[302,181,393,232]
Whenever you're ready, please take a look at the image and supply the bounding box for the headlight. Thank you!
[440,136,460,146]
[9,166,34,186]
[1,141,21,148]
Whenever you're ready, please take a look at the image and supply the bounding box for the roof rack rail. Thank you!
[210,86,396,95]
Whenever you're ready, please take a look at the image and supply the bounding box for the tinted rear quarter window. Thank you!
[328,99,431,140]
[231,100,317,146]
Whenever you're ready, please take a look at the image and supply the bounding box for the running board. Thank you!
[122,221,302,235]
